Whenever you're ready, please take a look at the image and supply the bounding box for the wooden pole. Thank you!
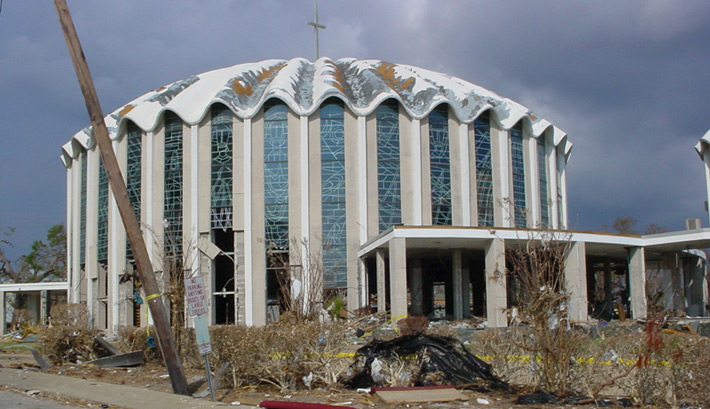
[53,0,189,395]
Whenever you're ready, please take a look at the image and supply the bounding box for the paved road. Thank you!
[0,390,84,409]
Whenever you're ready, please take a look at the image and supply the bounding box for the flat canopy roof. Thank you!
[358,226,710,259]
[0,282,69,293]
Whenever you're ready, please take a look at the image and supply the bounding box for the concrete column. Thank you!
[703,152,710,228]
[452,249,463,319]
[546,134,559,229]
[628,247,647,320]
[409,258,423,316]
[358,258,368,308]
[565,242,588,322]
[0,291,5,336]
[40,290,48,326]
[603,259,614,317]
[556,146,569,229]
[389,238,408,323]
[688,254,706,317]
[243,118,255,325]
[462,262,471,318]
[484,238,507,327]
[376,249,386,313]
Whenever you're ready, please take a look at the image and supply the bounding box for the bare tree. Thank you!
[506,228,584,395]
[267,238,325,322]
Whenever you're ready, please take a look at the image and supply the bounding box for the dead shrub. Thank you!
[115,325,166,364]
[204,321,350,391]
[39,303,98,365]
[468,328,537,386]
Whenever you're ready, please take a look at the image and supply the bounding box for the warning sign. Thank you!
[184,276,208,317]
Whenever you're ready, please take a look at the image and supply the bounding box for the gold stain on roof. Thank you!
[118,104,135,116]
[376,62,414,93]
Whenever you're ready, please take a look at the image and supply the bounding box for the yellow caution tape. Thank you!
[145,293,161,302]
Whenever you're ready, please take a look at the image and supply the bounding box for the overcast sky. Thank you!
[0,1,709,262]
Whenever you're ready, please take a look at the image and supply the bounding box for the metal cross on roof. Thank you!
[307,3,326,61]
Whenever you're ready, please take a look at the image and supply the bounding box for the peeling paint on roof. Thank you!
[62,57,570,164]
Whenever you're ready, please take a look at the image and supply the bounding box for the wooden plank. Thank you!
[375,387,467,403]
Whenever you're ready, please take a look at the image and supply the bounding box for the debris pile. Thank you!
[344,334,507,390]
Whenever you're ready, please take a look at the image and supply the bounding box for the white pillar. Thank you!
[557,147,569,229]
[0,291,5,336]
[389,238,408,323]
[243,118,254,326]
[565,241,588,322]
[628,247,647,320]
[703,152,710,228]
[376,249,386,313]
[485,238,507,327]
[410,119,422,225]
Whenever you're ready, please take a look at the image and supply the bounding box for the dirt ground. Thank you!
[0,344,642,409]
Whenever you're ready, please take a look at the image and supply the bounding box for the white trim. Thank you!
[358,116,368,243]
[66,164,74,302]
[190,125,200,275]
[557,151,568,229]
[703,152,710,229]
[528,136,540,225]
[411,119,422,225]
[300,115,311,310]
[109,139,120,334]
[0,282,69,292]
[547,136,558,229]
[243,118,253,326]
[145,132,154,261]
[459,123,470,225]
[498,129,511,227]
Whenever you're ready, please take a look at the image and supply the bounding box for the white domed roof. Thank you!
[62,57,571,165]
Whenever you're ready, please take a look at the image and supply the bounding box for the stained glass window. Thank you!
[264,102,289,251]
[126,122,141,259]
[511,123,527,227]
[376,101,401,232]
[97,157,108,263]
[80,151,87,265]
[320,101,346,288]
[538,138,549,227]
[163,112,183,256]
[474,111,494,227]
[429,106,451,225]
[211,105,233,230]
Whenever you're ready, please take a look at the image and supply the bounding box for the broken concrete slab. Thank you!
[87,350,144,367]
[23,346,50,370]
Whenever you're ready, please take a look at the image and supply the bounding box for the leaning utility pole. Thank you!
[53,0,189,395]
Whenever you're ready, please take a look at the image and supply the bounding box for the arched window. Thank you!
[264,101,289,251]
[376,100,401,232]
[97,157,108,263]
[537,138,549,227]
[163,112,183,256]
[474,111,493,227]
[126,122,142,259]
[510,122,526,227]
[80,150,87,266]
[320,100,346,288]
[211,105,233,230]
[429,105,451,225]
